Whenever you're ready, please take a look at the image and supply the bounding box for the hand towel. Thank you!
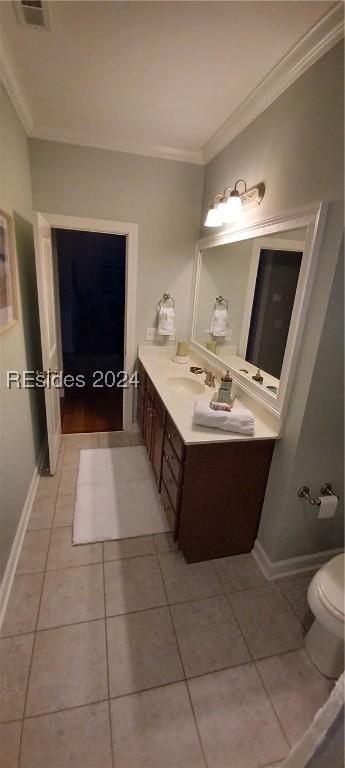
[193,400,254,435]
[209,308,229,337]
[158,306,175,336]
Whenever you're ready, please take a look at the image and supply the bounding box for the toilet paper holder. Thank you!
[298,483,340,506]
[320,483,340,501]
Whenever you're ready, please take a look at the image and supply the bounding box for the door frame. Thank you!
[238,236,306,359]
[34,211,138,433]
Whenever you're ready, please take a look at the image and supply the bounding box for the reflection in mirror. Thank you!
[193,228,307,393]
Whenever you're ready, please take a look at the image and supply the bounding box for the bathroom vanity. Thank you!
[137,202,325,562]
[137,349,278,562]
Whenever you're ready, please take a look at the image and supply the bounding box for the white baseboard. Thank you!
[252,538,344,581]
[0,444,46,630]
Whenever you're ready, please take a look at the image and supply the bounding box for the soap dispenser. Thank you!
[216,370,233,404]
[221,370,233,395]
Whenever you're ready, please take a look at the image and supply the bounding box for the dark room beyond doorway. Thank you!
[54,228,126,434]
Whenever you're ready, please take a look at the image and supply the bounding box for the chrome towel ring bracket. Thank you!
[157,292,175,310]
[215,295,229,309]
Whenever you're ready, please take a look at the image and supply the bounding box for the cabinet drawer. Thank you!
[161,480,178,538]
[146,375,155,400]
[162,456,180,513]
[165,414,185,463]
[163,434,183,486]
[154,391,166,425]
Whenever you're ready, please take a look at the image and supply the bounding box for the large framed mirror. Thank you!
[191,202,326,417]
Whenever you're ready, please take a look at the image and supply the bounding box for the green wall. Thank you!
[0,82,46,579]
[28,140,204,343]
[202,42,344,560]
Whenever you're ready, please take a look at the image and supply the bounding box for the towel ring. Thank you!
[158,292,175,310]
[215,295,229,309]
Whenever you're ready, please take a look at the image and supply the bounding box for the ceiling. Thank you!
[0,1,343,163]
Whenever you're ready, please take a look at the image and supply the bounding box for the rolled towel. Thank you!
[193,400,254,435]
[158,306,175,336]
[209,308,228,337]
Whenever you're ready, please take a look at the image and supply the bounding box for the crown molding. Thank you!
[0,37,33,133]
[1,2,343,166]
[30,123,204,165]
[202,2,344,164]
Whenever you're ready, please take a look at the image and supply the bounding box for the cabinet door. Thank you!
[137,392,144,436]
[143,390,153,456]
[151,408,164,489]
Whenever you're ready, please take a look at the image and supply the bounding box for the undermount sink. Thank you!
[164,376,205,395]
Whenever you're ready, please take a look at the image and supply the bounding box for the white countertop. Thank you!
[138,345,281,445]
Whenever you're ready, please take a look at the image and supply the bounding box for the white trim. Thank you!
[30,124,204,165]
[202,3,344,163]
[0,36,33,133]
[252,539,344,581]
[190,201,327,419]
[36,212,138,433]
[0,445,46,631]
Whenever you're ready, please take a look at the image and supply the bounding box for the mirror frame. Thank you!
[190,201,327,418]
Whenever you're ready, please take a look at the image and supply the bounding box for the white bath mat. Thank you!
[73,446,170,544]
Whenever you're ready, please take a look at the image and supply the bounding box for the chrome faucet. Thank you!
[190,366,216,388]
[204,369,216,387]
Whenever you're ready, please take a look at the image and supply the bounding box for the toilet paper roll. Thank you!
[318,495,338,519]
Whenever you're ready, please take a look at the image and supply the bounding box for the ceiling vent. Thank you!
[13,1,50,30]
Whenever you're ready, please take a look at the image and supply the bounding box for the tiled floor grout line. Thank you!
[254,658,294,754]
[15,697,110,723]
[101,541,116,768]
[252,589,307,757]
[275,578,312,632]
[223,591,254,661]
[155,553,210,768]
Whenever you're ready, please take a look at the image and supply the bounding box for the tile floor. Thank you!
[0,433,334,768]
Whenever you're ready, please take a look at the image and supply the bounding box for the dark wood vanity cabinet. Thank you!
[137,360,274,563]
[138,361,165,489]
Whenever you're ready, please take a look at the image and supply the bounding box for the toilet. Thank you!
[305,553,344,679]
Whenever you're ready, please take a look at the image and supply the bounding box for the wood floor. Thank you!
[61,388,123,433]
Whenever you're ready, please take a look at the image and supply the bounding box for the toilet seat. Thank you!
[308,554,345,641]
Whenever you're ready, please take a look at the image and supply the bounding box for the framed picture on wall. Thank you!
[0,210,18,333]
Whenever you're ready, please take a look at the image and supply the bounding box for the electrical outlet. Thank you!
[146,327,155,341]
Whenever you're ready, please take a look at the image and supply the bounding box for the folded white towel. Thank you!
[209,308,229,337]
[158,306,175,336]
[193,400,254,435]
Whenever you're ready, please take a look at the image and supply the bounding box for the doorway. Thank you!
[246,247,302,379]
[34,211,138,473]
[53,228,126,434]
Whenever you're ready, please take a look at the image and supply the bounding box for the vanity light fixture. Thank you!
[204,180,265,227]
[204,194,224,227]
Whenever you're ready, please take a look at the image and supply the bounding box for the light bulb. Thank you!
[204,205,223,227]
[223,193,243,223]
[216,200,227,219]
